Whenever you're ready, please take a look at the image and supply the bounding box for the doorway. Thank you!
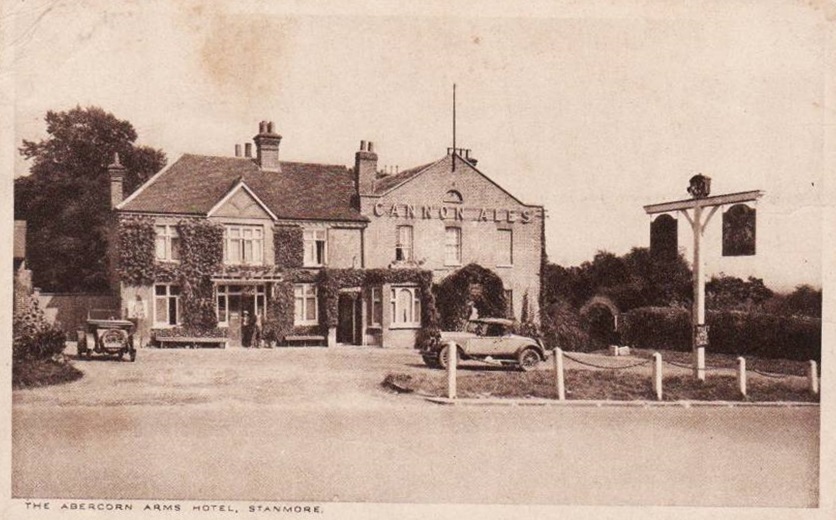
[337,292,363,345]
[217,284,266,347]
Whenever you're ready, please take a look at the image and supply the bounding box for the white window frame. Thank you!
[153,284,180,327]
[155,224,180,262]
[395,225,413,262]
[294,284,319,326]
[215,284,267,327]
[390,285,421,329]
[367,286,382,327]
[445,226,462,266]
[223,225,264,265]
[497,229,513,267]
[303,229,328,267]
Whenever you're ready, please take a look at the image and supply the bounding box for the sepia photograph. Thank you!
[2,1,833,519]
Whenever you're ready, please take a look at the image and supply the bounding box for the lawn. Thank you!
[384,356,819,403]
[13,358,83,389]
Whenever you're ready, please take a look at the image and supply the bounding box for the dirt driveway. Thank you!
[13,346,435,409]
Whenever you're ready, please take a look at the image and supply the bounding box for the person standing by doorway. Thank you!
[241,310,253,348]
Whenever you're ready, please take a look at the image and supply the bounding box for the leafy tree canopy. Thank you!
[543,247,692,312]
[15,106,166,292]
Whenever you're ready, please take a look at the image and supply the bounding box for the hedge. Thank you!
[620,306,821,361]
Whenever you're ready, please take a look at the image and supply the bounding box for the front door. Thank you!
[337,293,362,345]
[218,284,265,347]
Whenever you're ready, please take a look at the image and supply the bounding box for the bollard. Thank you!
[737,357,747,398]
[653,353,663,401]
[554,348,565,401]
[446,341,457,399]
[809,360,819,395]
[695,347,706,382]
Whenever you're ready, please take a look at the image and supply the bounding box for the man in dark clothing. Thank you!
[241,310,253,348]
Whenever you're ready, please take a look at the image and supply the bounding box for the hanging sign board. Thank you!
[722,204,756,256]
[650,214,678,260]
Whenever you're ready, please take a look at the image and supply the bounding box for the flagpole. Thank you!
[452,83,456,172]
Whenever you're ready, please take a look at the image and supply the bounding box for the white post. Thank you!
[692,203,706,381]
[809,360,819,395]
[554,348,565,401]
[446,341,457,399]
[653,353,663,401]
[737,357,747,398]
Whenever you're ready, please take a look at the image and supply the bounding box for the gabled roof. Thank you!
[119,154,367,222]
[372,159,441,194]
[372,154,530,206]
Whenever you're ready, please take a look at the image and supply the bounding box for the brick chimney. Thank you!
[355,140,378,195]
[253,120,282,172]
[108,152,126,208]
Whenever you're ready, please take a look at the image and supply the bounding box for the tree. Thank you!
[706,274,773,311]
[14,106,166,292]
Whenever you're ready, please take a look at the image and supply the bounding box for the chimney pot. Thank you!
[368,142,375,153]
[245,143,252,158]
[360,140,367,151]
[253,121,282,171]
[235,144,242,157]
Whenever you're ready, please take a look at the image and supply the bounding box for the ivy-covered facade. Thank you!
[109,122,544,348]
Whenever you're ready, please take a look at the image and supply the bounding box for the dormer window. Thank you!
[444,190,463,204]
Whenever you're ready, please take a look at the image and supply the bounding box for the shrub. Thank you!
[13,296,66,363]
[620,306,821,361]
[435,264,506,331]
[540,301,592,352]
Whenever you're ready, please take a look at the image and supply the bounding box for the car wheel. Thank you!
[518,348,541,372]
[437,344,460,370]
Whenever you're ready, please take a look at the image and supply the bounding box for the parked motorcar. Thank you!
[77,310,137,362]
[420,318,546,371]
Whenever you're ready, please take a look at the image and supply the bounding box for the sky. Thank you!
[3,0,832,291]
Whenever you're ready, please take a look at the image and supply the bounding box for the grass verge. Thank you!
[13,358,83,389]
[383,369,819,402]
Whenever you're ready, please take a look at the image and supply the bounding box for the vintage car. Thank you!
[420,318,547,371]
[77,310,137,361]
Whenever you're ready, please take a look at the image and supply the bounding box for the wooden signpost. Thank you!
[644,175,763,380]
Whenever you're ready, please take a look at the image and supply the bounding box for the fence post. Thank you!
[554,348,565,401]
[653,353,663,401]
[809,360,819,395]
[446,341,457,400]
[696,347,706,382]
[737,357,747,398]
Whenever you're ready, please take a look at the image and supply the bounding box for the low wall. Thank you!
[35,293,120,333]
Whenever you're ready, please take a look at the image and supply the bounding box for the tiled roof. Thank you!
[120,154,367,222]
[372,159,441,194]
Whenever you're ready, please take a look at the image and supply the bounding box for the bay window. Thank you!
[390,286,421,328]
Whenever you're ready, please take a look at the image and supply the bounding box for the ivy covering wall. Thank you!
[118,216,224,335]
[261,267,438,345]
[274,226,304,268]
[435,263,507,331]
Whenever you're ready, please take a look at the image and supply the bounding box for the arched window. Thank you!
[444,190,463,204]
